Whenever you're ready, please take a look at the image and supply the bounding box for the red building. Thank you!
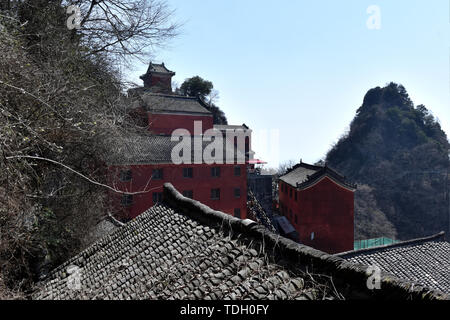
[129,63,214,135]
[107,134,247,220]
[107,63,249,221]
[139,62,175,94]
[278,162,356,254]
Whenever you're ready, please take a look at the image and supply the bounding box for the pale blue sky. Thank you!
[127,0,450,168]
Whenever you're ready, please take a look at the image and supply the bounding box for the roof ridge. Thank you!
[280,162,356,190]
[298,168,357,190]
[162,183,448,300]
[144,92,198,100]
[33,184,449,300]
[336,232,447,257]
[280,162,320,179]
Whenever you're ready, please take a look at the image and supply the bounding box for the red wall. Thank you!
[148,113,213,135]
[109,163,247,220]
[144,75,172,93]
[279,177,354,254]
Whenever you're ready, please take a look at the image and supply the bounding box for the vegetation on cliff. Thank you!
[326,83,450,240]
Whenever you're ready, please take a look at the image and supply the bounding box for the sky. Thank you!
[127,0,450,169]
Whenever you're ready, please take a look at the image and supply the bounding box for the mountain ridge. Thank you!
[326,82,450,240]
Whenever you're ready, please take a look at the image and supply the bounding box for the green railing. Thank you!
[354,237,400,250]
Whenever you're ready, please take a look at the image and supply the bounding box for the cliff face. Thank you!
[326,83,450,240]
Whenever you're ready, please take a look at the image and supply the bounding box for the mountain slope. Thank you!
[326,83,450,240]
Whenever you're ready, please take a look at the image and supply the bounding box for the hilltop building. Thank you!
[106,133,248,220]
[111,63,357,255]
[278,162,356,254]
[139,62,175,94]
[107,63,252,220]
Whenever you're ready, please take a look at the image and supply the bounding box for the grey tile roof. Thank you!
[33,197,329,300]
[337,233,450,294]
[144,62,175,75]
[279,162,356,190]
[214,124,250,131]
[138,93,212,115]
[280,164,320,187]
[32,184,449,300]
[104,133,245,165]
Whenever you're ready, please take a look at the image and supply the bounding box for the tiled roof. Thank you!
[33,188,331,300]
[33,184,449,300]
[138,93,212,115]
[144,62,175,75]
[337,232,450,294]
[280,163,320,187]
[279,162,356,190]
[104,133,246,165]
[214,124,250,131]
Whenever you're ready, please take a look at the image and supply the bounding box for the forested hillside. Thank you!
[0,0,177,298]
[326,83,450,240]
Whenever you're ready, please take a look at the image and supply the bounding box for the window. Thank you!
[119,170,132,182]
[211,167,221,178]
[183,167,193,178]
[234,188,241,198]
[289,188,292,198]
[121,194,133,207]
[234,166,241,176]
[294,214,298,224]
[152,192,163,204]
[295,192,298,201]
[311,232,315,241]
[211,188,221,200]
[182,190,193,199]
[289,209,292,219]
[234,208,241,219]
[152,168,163,180]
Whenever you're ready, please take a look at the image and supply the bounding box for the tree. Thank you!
[0,0,179,296]
[354,184,397,239]
[180,76,213,99]
[276,160,297,177]
[180,76,228,125]
[14,0,179,63]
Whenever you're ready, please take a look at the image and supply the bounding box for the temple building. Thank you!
[107,62,250,221]
[278,162,356,254]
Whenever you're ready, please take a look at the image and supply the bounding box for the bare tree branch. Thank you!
[5,155,158,195]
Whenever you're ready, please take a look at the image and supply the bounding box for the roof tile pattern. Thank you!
[338,234,450,294]
[33,184,449,300]
[146,63,175,75]
[139,93,212,115]
[280,162,356,190]
[280,165,319,187]
[33,204,328,300]
[104,134,245,165]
